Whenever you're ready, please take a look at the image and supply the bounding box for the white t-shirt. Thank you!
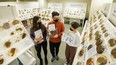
[67,31,81,47]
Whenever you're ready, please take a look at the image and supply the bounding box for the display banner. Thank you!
[108,3,116,26]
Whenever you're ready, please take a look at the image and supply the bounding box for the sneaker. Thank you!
[55,56,59,61]
[64,62,68,65]
[51,57,55,62]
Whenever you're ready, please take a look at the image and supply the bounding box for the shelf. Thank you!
[18,0,37,2]
[73,10,116,65]
[0,0,16,2]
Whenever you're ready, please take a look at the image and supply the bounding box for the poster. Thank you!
[48,24,56,31]
[61,33,75,45]
[34,29,43,38]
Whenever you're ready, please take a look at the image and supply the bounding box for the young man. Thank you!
[47,11,64,62]
[65,22,81,65]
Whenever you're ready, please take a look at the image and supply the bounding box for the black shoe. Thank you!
[51,57,55,62]
[55,56,59,61]
[45,58,48,65]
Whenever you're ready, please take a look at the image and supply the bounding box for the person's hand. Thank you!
[47,29,50,33]
[34,37,44,44]
[35,37,42,42]
[34,38,37,43]
[0,54,3,57]
[53,34,58,38]
[38,39,44,43]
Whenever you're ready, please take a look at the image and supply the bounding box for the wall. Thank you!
[0,0,48,19]
[39,0,47,10]
[113,0,116,2]
[0,2,39,20]
[48,0,92,18]
[89,0,113,17]
[0,2,39,8]
[0,0,48,9]
[86,0,92,18]
[48,0,87,3]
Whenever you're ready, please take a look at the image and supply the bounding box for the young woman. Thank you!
[30,16,48,65]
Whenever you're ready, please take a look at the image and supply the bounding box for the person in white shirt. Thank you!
[65,22,81,65]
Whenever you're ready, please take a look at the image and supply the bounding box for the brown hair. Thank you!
[32,16,40,32]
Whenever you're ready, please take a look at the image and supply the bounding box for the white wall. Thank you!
[39,0,47,10]
[89,0,113,17]
[0,2,39,8]
[0,0,48,10]
[0,2,39,20]
[48,0,87,3]
[48,0,92,18]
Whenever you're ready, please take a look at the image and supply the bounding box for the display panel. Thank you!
[0,0,16,2]
[19,0,37,2]
[73,11,116,65]
[0,20,34,65]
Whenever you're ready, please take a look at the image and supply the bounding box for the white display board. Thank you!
[16,8,39,20]
[108,3,116,27]
[48,3,62,12]
[0,6,16,20]
[18,51,36,65]
[63,3,87,19]
[102,3,112,17]
[0,20,34,65]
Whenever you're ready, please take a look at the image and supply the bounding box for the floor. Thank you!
[9,24,83,65]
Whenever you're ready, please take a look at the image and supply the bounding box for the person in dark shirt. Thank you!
[30,16,48,65]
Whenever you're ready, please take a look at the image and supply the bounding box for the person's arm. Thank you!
[76,32,82,47]
[30,28,35,40]
[42,24,47,40]
[58,22,65,37]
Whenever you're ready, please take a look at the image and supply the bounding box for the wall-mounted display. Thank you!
[63,3,87,19]
[17,8,39,20]
[0,20,34,65]
[73,10,116,65]
[48,3,62,13]
[0,0,16,2]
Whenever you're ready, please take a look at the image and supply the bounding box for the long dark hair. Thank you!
[32,16,40,32]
